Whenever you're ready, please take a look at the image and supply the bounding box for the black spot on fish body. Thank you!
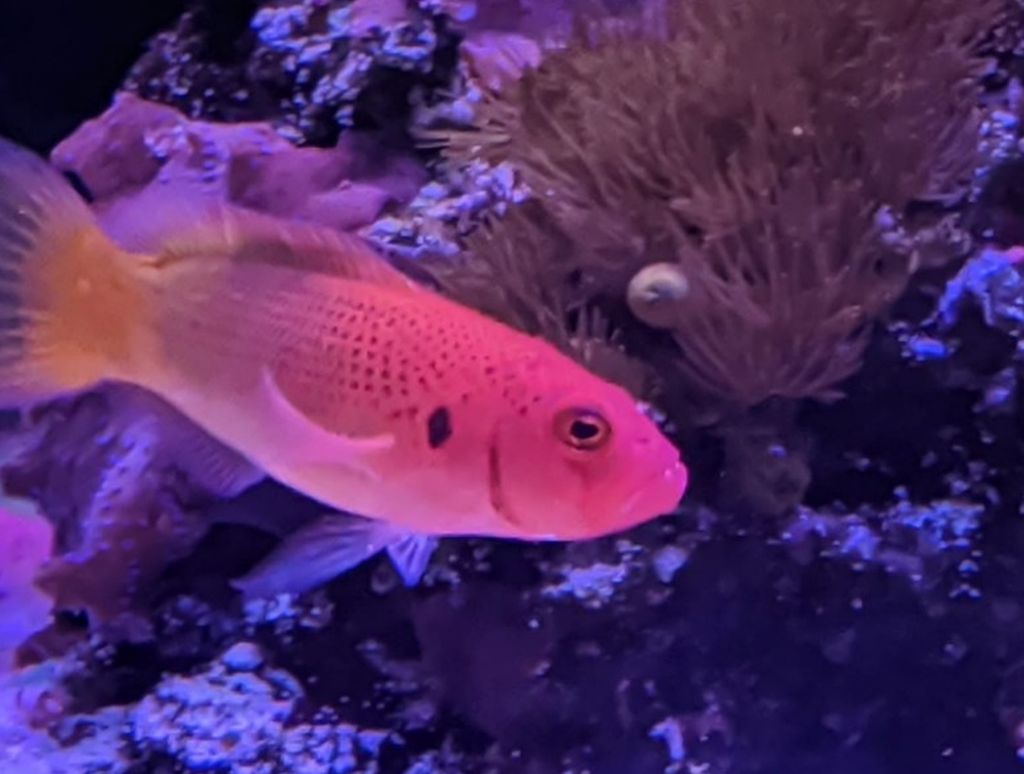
[427,406,452,449]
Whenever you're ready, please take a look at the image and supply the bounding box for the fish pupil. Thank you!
[571,419,601,441]
[427,406,453,449]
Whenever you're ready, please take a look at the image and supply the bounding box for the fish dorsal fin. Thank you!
[261,365,394,479]
[105,189,418,290]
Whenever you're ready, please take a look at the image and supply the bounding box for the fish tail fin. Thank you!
[0,138,152,404]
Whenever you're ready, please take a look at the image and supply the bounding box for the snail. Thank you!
[626,262,690,329]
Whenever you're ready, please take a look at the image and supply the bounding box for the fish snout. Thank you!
[662,459,688,501]
[618,456,688,530]
[633,428,683,474]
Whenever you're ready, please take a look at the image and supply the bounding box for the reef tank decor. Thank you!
[5,0,1024,772]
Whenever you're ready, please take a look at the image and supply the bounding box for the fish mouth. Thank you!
[621,461,687,524]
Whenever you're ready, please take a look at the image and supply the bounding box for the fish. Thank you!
[0,138,688,596]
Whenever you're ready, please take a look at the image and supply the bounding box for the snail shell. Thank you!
[627,262,690,329]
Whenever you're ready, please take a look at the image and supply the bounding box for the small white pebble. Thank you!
[220,642,264,672]
[652,545,689,584]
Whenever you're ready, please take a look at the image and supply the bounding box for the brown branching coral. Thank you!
[438,0,1002,412]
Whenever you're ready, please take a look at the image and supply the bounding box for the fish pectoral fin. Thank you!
[230,513,430,598]
[385,534,440,587]
[261,366,393,479]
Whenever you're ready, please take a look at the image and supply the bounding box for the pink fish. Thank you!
[0,139,687,595]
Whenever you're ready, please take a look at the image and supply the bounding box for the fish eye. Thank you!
[554,408,612,451]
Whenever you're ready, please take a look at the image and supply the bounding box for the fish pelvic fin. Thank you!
[0,138,154,404]
[231,513,439,598]
[385,532,440,586]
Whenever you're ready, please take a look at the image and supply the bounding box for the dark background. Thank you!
[0,0,189,151]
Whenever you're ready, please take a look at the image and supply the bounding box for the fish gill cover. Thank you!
[2,0,1024,772]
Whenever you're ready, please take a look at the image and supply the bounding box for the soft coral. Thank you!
[438,0,1002,414]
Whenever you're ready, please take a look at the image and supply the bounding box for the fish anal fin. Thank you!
[165,419,265,498]
[105,383,265,499]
